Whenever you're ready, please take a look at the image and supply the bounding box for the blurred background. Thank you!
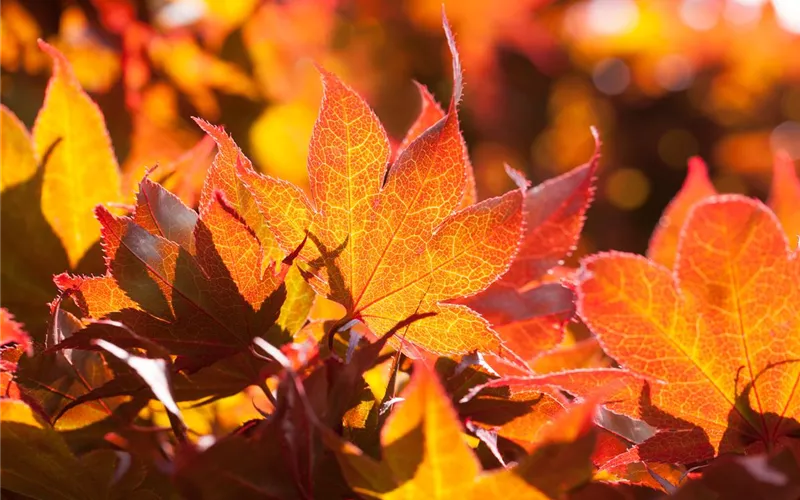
[3,0,799,256]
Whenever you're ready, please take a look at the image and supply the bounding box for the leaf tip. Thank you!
[504,163,529,191]
[441,6,462,107]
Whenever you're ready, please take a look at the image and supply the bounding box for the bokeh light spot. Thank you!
[680,0,720,31]
[770,121,800,159]
[655,55,694,91]
[592,58,630,95]
[605,168,651,210]
[586,0,639,35]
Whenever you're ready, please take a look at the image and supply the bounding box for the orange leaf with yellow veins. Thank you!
[398,82,477,208]
[768,152,800,245]
[647,156,716,269]
[197,193,277,311]
[195,119,265,237]
[54,273,138,319]
[0,104,36,191]
[33,40,121,268]
[195,118,314,336]
[574,195,800,464]
[241,16,524,356]
[329,361,596,499]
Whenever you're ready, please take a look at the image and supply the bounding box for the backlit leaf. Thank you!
[329,361,597,499]
[32,40,121,268]
[398,81,477,208]
[54,175,294,406]
[0,104,37,190]
[647,156,716,269]
[195,118,314,338]
[461,140,599,364]
[575,195,800,464]
[240,15,525,356]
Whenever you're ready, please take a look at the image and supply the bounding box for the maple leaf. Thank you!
[54,174,292,384]
[32,39,122,268]
[460,137,599,366]
[562,195,800,464]
[397,81,477,209]
[193,118,315,340]
[648,154,800,268]
[1,43,120,338]
[327,360,598,499]
[237,13,525,356]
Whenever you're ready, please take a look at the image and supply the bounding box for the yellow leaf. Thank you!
[0,104,36,190]
[32,40,121,267]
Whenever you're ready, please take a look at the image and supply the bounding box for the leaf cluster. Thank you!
[3,12,800,500]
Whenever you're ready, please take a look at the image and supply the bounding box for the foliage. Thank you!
[3,4,800,500]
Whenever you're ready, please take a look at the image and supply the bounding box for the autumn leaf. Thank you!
[52,171,300,409]
[648,154,800,267]
[571,195,800,464]
[0,103,37,190]
[647,156,717,269]
[33,39,122,268]
[194,118,315,340]
[460,137,599,365]
[397,81,477,208]
[327,360,598,499]
[238,13,525,356]
[57,180,286,363]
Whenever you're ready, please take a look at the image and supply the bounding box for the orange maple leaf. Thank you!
[472,189,800,467]
[237,14,526,356]
[55,174,289,369]
[575,195,800,464]
[460,138,599,367]
[648,154,800,268]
